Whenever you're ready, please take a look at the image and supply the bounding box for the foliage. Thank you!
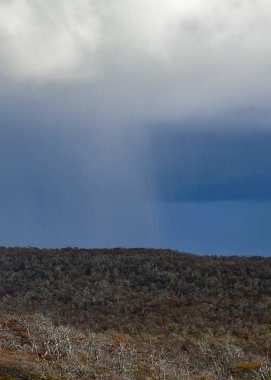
[0,247,270,379]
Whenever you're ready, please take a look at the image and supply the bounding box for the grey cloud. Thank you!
[1,0,271,125]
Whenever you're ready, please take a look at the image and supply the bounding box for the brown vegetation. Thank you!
[0,247,270,379]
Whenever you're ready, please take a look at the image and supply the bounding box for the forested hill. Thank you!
[0,247,270,379]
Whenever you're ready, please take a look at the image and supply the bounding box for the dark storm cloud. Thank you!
[150,127,271,201]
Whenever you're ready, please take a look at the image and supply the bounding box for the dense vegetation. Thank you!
[0,247,270,379]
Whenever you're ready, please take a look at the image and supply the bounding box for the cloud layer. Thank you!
[1,1,271,254]
[0,0,102,81]
[1,0,271,122]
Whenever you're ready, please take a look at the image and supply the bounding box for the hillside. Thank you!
[0,247,270,379]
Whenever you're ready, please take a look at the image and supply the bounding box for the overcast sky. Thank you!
[1,0,271,255]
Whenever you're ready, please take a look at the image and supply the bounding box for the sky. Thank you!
[0,0,271,255]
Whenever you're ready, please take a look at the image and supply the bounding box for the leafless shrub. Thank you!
[22,314,73,360]
[1,312,270,379]
[197,341,244,379]
[253,360,271,380]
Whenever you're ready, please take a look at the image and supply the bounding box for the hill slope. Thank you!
[0,247,270,379]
